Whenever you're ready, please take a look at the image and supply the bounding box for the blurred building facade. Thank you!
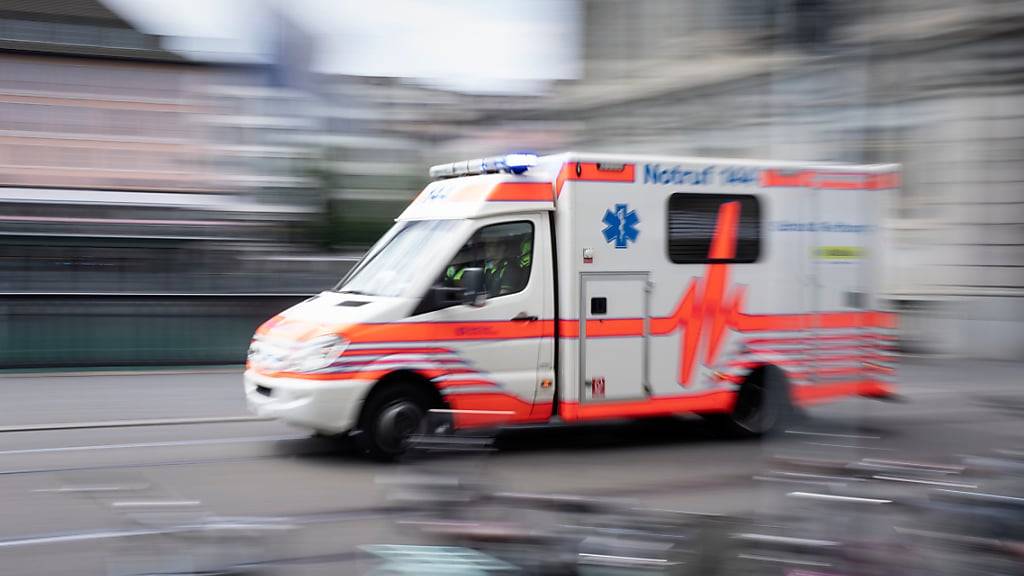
[0,0,321,296]
[312,74,559,244]
[0,0,214,192]
[1,0,1021,362]
[193,13,321,208]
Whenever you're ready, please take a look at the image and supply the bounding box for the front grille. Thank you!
[255,385,273,397]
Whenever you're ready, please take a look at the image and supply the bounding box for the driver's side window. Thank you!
[418,221,534,314]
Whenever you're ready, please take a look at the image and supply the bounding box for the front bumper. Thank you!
[244,370,372,434]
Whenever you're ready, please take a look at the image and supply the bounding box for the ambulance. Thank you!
[245,152,900,458]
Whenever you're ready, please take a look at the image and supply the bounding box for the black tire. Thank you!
[721,365,793,438]
[356,383,431,461]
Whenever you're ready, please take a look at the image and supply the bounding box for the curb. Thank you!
[0,366,244,378]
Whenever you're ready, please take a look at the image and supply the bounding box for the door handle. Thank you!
[510,313,538,322]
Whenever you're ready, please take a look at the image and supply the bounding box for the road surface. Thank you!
[0,358,1020,574]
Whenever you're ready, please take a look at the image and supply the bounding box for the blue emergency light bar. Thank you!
[429,153,538,180]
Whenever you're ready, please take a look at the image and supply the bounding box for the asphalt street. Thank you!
[0,358,1020,575]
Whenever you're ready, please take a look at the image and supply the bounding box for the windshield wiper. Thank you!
[336,289,368,295]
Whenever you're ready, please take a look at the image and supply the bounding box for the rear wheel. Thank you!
[357,383,431,461]
[720,365,793,438]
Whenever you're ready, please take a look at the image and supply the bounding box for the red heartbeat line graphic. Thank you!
[677,200,743,386]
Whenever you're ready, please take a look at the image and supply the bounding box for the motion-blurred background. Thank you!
[1,0,1021,367]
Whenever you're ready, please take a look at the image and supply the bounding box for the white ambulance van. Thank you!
[245,152,900,458]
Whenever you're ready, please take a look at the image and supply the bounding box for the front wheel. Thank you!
[357,384,430,461]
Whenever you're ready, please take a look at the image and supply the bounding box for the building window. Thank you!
[667,193,761,264]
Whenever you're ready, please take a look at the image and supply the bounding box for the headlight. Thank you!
[291,335,349,373]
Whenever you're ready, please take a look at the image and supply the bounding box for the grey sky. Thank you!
[103,0,580,94]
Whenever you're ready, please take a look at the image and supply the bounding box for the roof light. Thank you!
[429,153,538,180]
[501,153,538,174]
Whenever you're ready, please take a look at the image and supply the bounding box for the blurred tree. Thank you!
[291,146,420,249]
[288,147,339,248]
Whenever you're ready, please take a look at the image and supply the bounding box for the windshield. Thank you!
[335,219,464,297]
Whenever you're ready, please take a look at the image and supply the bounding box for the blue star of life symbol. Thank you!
[602,203,640,249]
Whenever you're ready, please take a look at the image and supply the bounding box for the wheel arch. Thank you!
[736,362,793,396]
[355,369,447,431]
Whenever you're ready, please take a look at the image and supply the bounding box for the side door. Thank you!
[579,272,650,403]
[412,214,554,422]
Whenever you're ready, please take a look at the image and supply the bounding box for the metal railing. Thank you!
[0,293,309,369]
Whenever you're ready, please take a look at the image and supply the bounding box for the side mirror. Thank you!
[457,267,487,307]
